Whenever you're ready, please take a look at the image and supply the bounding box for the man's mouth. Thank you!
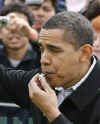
[41,72,55,78]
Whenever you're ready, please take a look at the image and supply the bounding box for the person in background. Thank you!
[91,16,100,59]
[82,0,100,59]
[0,3,40,69]
[81,0,99,20]
[0,3,40,124]
[0,0,26,55]
[25,0,58,33]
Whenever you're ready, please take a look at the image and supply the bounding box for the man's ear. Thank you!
[79,44,93,62]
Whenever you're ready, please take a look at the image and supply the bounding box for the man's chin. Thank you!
[46,79,58,88]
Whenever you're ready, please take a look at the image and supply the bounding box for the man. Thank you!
[91,17,100,59]
[0,11,100,124]
[82,0,100,59]
[28,11,100,124]
[0,3,40,69]
[81,0,99,19]
[25,0,58,33]
[0,3,40,124]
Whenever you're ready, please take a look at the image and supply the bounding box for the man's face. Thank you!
[39,29,83,88]
[28,0,55,32]
[1,12,29,50]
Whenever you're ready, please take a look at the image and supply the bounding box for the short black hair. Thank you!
[0,3,34,26]
[82,0,100,21]
[51,0,58,12]
[43,11,94,47]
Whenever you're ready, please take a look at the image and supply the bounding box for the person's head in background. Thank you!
[82,0,100,20]
[91,16,100,59]
[3,0,25,5]
[25,0,58,33]
[0,3,34,60]
[82,0,100,59]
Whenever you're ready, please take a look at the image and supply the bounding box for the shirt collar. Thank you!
[55,56,96,93]
[71,56,96,91]
[57,56,97,107]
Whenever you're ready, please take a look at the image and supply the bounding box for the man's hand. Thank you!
[28,73,61,122]
[7,13,38,41]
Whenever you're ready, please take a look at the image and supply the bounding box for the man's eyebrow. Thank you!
[46,44,60,49]
[37,42,61,50]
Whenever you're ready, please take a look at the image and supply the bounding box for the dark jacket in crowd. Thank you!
[0,41,41,124]
[0,41,41,70]
[0,56,100,124]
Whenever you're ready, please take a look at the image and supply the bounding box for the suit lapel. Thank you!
[58,58,100,123]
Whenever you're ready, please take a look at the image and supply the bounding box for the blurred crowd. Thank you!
[0,0,99,124]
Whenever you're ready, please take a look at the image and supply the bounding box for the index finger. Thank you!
[39,74,53,93]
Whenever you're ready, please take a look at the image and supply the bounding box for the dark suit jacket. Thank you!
[51,58,100,124]
[0,57,100,124]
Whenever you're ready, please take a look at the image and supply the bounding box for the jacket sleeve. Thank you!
[50,114,73,124]
[0,64,40,109]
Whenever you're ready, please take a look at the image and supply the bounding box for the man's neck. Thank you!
[64,62,91,89]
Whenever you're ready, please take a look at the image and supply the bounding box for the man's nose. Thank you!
[40,52,51,65]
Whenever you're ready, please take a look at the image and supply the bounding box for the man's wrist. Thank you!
[25,26,38,42]
[29,29,38,41]
[44,108,61,122]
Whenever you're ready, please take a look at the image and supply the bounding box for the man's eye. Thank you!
[44,8,52,12]
[31,7,39,11]
[49,48,61,53]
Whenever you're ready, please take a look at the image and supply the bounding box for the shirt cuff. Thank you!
[50,114,73,124]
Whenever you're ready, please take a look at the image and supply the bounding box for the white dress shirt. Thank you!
[56,56,96,106]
